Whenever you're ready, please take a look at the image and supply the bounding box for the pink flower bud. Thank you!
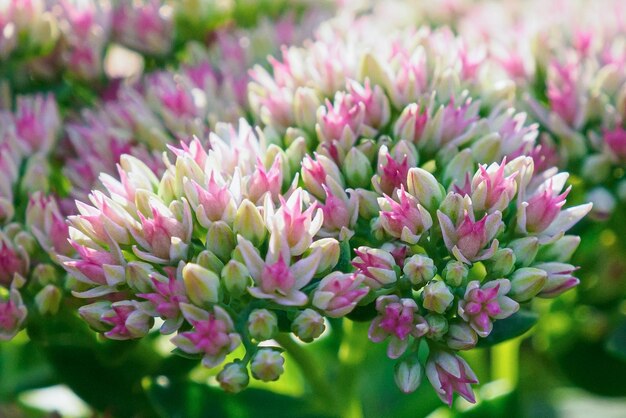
[369,295,424,359]
[265,189,323,257]
[237,234,321,306]
[316,93,365,151]
[352,247,398,289]
[113,0,173,56]
[426,350,478,406]
[26,192,72,255]
[438,210,502,264]
[312,272,369,318]
[394,103,428,144]
[535,262,580,298]
[378,187,433,245]
[458,279,519,337]
[247,156,283,204]
[301,153,344,200]
[138,269,188,334]
[470,159,517,213]
[101,301,154,340]
[347,79,391,129]
[319,178,359,239]
[615,125,626,154]
[0,234,28,287]
[172,304,241,368]
[373,151,410,196]
[0,285,27,341]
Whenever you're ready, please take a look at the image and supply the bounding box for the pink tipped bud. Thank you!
[426,350,479,406]
[353,247,398,289]
[250,349,284,382]
[173,304,241,368]
[0,286,28,340]
[535,262,579,298]
[603,126,626,161]
[378,188,433,245]
[394,103,428,144]
[313,272,369,318]
[369,296,422,359]
[458,279,519,337]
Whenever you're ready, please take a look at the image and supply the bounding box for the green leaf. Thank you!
[476,310,538,348]
[336,240,353,273]
[144,376,338,418]
[606,320,626,361]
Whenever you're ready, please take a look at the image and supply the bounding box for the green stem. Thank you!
[336,320,367,418]
[274,333,337,409]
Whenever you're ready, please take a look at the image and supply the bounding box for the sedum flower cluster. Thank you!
[0,2,328,348]
[60,17,591,405]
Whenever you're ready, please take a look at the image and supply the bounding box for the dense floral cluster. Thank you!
[58,17,591,405]
[0,2,328,349]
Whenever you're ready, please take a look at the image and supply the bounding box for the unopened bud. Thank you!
[509,267,547,302]
[247,309,278,341]
[34,284,61,315]
[291,309,325,342]
[182,263,221,305]
[425,314,448,340]
[422,281,454,314]
[217,362,249,393]
[486,248,516,277]
[250,349,284,382]
[343,147,373,189]
[221,260,250,297]
[442,261,468,287]
[406,168,444,211]
[509,237,539,267]
[233,200,266,246]
[446,322,477,350]
[206,221,236,262]
[394,357,423,394]
[403,255,436,287]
